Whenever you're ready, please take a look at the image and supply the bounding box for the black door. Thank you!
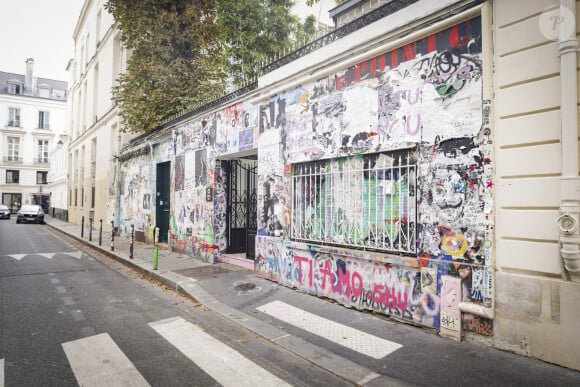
[225,159,257,258]
[156,162,171,243]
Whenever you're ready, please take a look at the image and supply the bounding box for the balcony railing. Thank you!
[35,158,49,164]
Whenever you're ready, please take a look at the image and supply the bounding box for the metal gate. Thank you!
[225,158,257,258]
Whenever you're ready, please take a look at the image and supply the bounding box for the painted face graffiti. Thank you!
[432,171,465,223]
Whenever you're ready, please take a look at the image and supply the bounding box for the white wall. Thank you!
[493,0,580,370]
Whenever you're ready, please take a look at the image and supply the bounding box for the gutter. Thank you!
[557,0,580,280]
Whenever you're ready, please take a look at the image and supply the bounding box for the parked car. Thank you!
[16,204,45,224]
[0,204,10,219]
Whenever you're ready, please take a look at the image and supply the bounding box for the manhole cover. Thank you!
[234,282,256,291]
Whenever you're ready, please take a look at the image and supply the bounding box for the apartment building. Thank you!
[0,59,67,214]
[67,0,131,231]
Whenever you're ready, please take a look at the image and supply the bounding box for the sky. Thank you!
[0,0,83,81]
[293,0,335,25]
[0,0,335,82]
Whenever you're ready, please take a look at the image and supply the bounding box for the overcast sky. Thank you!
[0,0,335,82]
[0,0,83,81]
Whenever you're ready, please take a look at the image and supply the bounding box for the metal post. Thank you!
[153,227,159,270]
[99,219,103,246]
[111,220,115,251]
[81,216,85,238]
[89,218,93,242]
[130,224,134,259]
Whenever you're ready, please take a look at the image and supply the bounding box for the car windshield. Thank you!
[20,205,40,212]
[0,205,7,210]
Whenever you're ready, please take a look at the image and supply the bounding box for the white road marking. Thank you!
[67,251,83,259]
[38,253,55,259]
[2,251,83,261]
[62,333,149,387]
[150,317,290,387]
[0,358,4,387]
[257,300,403,359]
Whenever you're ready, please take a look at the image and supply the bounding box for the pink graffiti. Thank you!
[441,277,461,319]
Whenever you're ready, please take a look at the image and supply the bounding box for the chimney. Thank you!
[25,58,34,95]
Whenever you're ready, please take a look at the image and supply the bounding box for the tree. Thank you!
[105,0,226,133]
[105,0,321,133]
[216,0,300,87]
[306,0,344,6]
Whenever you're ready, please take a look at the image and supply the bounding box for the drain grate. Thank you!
[234,282,256,291]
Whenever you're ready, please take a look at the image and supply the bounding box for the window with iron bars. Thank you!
[291,148,417,255]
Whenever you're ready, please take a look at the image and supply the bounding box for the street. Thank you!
[3,217,580,386]
[0,219,349,387]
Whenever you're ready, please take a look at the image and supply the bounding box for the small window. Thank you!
[291,148,417,254]
[6,170,19,184]
[75,189,78,206]
[91,187,95,208]
[8,108,20,127]
[38,111,50,129]
[7,81,22,95]
[38,87,50,98]
[37,139,49,163]
[7,137,20,162]
[36,171,48,184]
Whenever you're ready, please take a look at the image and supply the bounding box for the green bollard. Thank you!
[153,227,159,270]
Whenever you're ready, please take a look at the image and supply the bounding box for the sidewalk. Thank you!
[44,217,580,387]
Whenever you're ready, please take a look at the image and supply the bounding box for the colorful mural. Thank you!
[119,16,493,336]
[167,100,259,262]
[254,16,492,331]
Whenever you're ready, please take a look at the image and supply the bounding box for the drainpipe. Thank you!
[558,0,580,280]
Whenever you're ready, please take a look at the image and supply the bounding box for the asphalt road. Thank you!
[0,218,350,387]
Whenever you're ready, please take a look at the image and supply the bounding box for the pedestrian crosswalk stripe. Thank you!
[150,317,291,387]
[1,358,4,387]
[257,300,403,359]
[62,333,150,387]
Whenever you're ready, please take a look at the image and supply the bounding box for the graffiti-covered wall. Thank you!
[118,152,155,242]
[119,16,493,336]
[173,102,258,262]
[255,16,493,335]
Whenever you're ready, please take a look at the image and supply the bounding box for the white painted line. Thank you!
[66,251,83,260]
[62,333,150,387]
[149,317,290,387]
[0,358,4,387]
[38,253,55,259]
[257,301,403,359]
[7,254,26,261]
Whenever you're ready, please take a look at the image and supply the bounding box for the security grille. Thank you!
[292,148,417,255]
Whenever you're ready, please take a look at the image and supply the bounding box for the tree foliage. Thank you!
[105,0,323,133]
[306,0,344,6]
[216,0,300,86]
[105,0,226,133]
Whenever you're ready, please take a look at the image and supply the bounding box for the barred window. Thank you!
[292,148,417,254]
